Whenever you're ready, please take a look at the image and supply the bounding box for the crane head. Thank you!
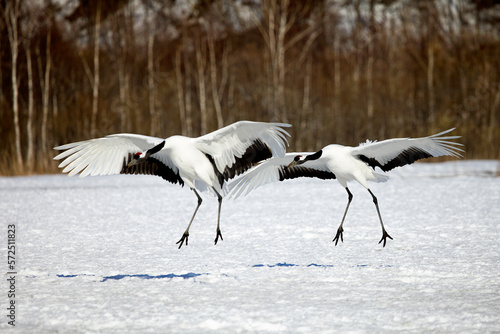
[285,155,303,169]
[127,141,165,167]
[127,152,147,167]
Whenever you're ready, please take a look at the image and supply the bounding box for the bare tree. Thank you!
[24,28,35,172]
[297,54,312,151]
[331,32,343,143]
[147,9,158,136]
[3,0,23,170]
[39,18,52,165]
[0,14,4,111]
[426,3,437,127]
[175,46,187,135]
[489,83,500,149]
[253,0,288,121]
[109,8,131,133]
[366,0,375,136]
[269,0,287,122]
[91,0,102,137]
[195,30,208,134]
[184,40,194,136]
[254,0,322,122]
[205,20,224,129]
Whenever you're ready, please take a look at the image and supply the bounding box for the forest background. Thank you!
[0,0,499,175]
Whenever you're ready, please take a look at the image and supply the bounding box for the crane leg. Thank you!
[176,189,203,249]
[368,189,393,247]
[333,187,353,245]
[214,190,223,245]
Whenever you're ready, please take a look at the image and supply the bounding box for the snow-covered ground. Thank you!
[1,160,499,333]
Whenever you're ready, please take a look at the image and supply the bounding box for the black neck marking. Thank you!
[304,150,323,162]
[205,153,225,188]
[146,141,166,156]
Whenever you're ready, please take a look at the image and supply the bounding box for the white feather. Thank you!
[54,134,165,177]
[195,121,291,174]
[350,128,463,167]
[229,153,331,200]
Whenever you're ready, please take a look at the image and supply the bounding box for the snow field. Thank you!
[0,160,499,333]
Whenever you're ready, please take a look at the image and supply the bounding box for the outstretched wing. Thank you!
[54,134,183,185]
[195,121,291,182]
[351,128,464,172]
[228,153,335,200]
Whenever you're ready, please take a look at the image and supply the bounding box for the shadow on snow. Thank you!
[56,273,205,282]
[53,263,392,282]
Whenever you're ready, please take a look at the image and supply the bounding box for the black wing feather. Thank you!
[121,153,184,186]
[279,165,336,181]
[357,147,433,172]
[222,139,273,181]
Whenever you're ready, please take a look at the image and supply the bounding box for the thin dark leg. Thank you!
[214,190,223,245]
[176,189,203,249]
[333,187,353,245]
[368,189,393,247]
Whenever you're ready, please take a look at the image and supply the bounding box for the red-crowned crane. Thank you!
[54,121,291,248]
[229,129,463,247]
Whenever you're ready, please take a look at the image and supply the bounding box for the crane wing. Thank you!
[228,153,335,200]
[54,134,183,185]
[351,128,464,172]
[195,121,291,181]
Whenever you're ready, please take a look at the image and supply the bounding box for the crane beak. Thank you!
[127,159,141,167]
[128,152,149,167]
[285,160,297,169]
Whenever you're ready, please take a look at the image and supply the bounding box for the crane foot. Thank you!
[214,228,223,245]
[332,226,344,246]
[176,232,189,249]
[378,230,393,247]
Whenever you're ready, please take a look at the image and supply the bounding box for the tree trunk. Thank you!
[5,0,24,170]
[182,26,193,137]
[257,0,292,122]
[488,72,499,154]
[175,47,187,135]
[117,62,128,132]
[0,25,3,109]
[333,33,342,143]
[40,19,52,166]
[90,0,101,138]
[25,40,35,173]
[267,0,277,120]
[206,23,224,129]
[195,32,207,135]
[298,55,312,151]
[427,11,435,128]
[366,40,374,137]
[114,10,129,133]
[276,0,288,122]
[147,14,158,136]
[227,60,235,124]
[427,40,435,127]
